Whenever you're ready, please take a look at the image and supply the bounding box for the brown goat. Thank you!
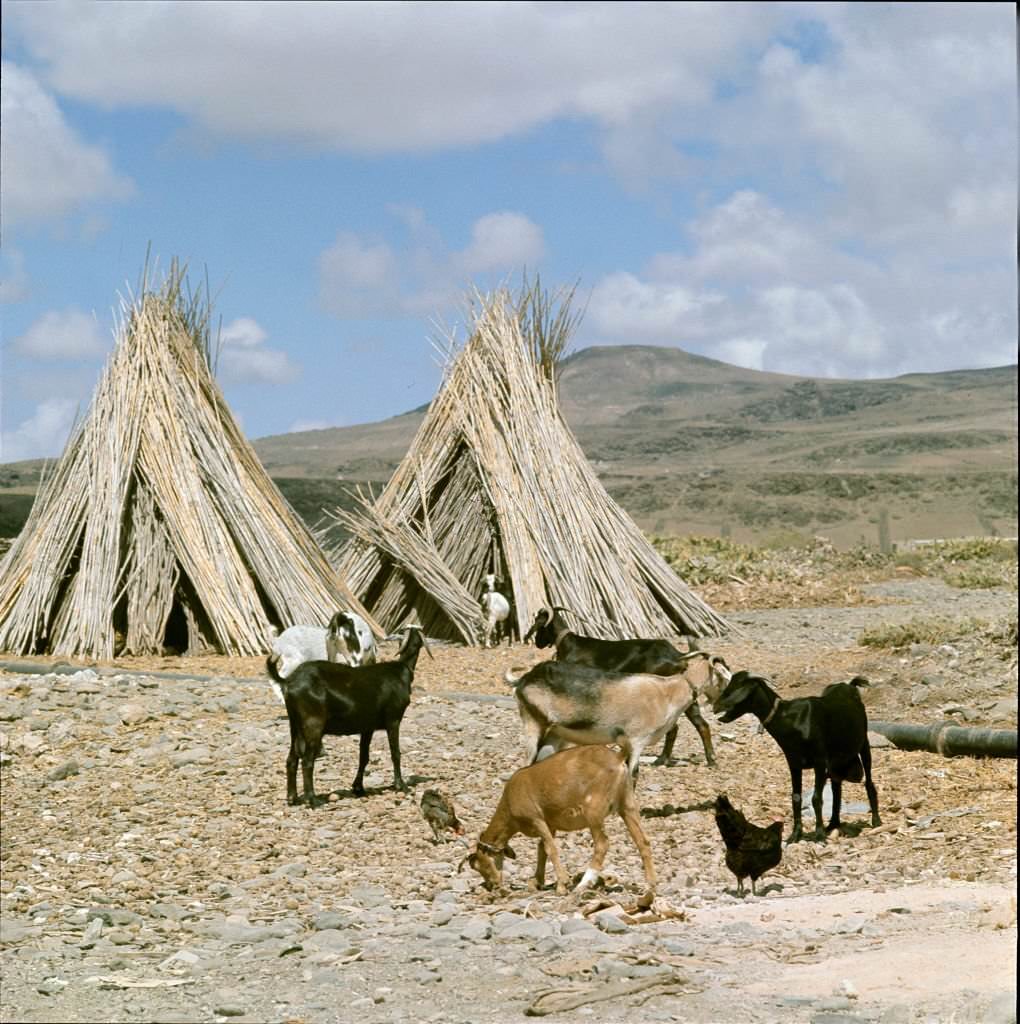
[462,730,656,901]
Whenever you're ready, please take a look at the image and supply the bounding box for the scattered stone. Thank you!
[46,759,80,781]
[591,910,629,934]
[169,746,211,767]
[118,703,150,726]
[36,977,67,996]
[312,911,349,931]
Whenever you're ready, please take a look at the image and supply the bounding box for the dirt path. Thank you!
[1,579,1015,1023]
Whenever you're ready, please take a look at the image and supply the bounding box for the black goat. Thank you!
[266,626,428,807]
[523,607,723,767]
[712,671,881,843]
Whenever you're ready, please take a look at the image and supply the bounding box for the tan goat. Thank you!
[505,653,730,776]
[462,731,656,901]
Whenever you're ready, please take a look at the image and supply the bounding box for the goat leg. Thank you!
[619,800,657,903]
[685,701,717,767]
[827,777,844,835]
[286,742,301,806]
[786,760,804,843]
[386,722,407,792]
[301,751,318,808]
[810,766,826,842]
[576,824,610,893]
[861,741,882,828]
[352,731,372,797]
[652,725,679,766]
[534,822,569,894]
[531,839,548,890]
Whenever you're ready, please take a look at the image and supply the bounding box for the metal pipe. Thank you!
[869,720,1017,759]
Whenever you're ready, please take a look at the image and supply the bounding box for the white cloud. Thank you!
[455,213,546,275]
[317,233,400,317]
[219,316,268,349]
[588,273,725,342]
[216,317,298,384]
[588,187,1015,379]
[318,210,546,319]
[0,397,78,462]
[0,62,133,228]
[5,2,779,153]
[287,418,346,434]
[11,308,107,360]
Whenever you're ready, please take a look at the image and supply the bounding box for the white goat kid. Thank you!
[480,574,511,648]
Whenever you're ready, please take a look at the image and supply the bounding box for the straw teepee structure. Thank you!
[328,284,728,645]
[0,263,376,659]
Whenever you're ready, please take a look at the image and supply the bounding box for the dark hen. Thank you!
[714,794,783,896]
[420,789,463,843]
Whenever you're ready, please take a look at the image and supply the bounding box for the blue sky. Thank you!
[1,1,1015,462]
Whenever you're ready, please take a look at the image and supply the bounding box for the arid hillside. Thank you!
[3,347,1016,548]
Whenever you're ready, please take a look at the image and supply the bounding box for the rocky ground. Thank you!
[1,577,1016,1024]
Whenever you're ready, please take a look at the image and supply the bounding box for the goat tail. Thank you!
[848,676,870,688]
[504,667,527,687]
[265,655,286,686]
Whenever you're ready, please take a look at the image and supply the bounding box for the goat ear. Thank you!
[503,844,516,860]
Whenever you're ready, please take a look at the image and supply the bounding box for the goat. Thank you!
[462,728,656,900]
[523,606,726,766]
[505,655,729,778]
[326,610,377,667]
[479,574,511,648]
[267,612,378,705]
[268,624,330,686]
[266,626,429,807]
[712,671,881,843]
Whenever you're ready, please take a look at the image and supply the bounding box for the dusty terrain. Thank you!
[1,577,1016,1024]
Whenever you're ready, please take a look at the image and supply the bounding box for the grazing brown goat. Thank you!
[462,729,656,901]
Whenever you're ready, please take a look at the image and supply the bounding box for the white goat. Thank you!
[480,574,511,648]
[267,611,376,704]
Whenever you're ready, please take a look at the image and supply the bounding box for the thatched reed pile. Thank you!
[329,285,729,644]
[0,264,375,658]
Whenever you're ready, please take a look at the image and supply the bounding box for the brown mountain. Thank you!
[3,346,1016,548]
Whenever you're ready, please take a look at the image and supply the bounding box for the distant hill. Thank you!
[3,346,1016,548]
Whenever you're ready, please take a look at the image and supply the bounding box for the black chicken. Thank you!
[714,794,783,896]
[420,789,464,843]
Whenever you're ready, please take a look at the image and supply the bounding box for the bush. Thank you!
[858,617,990,649]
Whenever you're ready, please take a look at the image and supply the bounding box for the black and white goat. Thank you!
[268,611,376,704]
[523,606,727,766]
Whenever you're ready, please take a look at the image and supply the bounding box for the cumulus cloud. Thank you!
[319,209,546,319]
[589,187,1014,379]
[455,213,546,275]
[0,62,133,228]
[215,317,298,384]
[5,2,778,153]
[11,308,107,360]
[0,397,79,462]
